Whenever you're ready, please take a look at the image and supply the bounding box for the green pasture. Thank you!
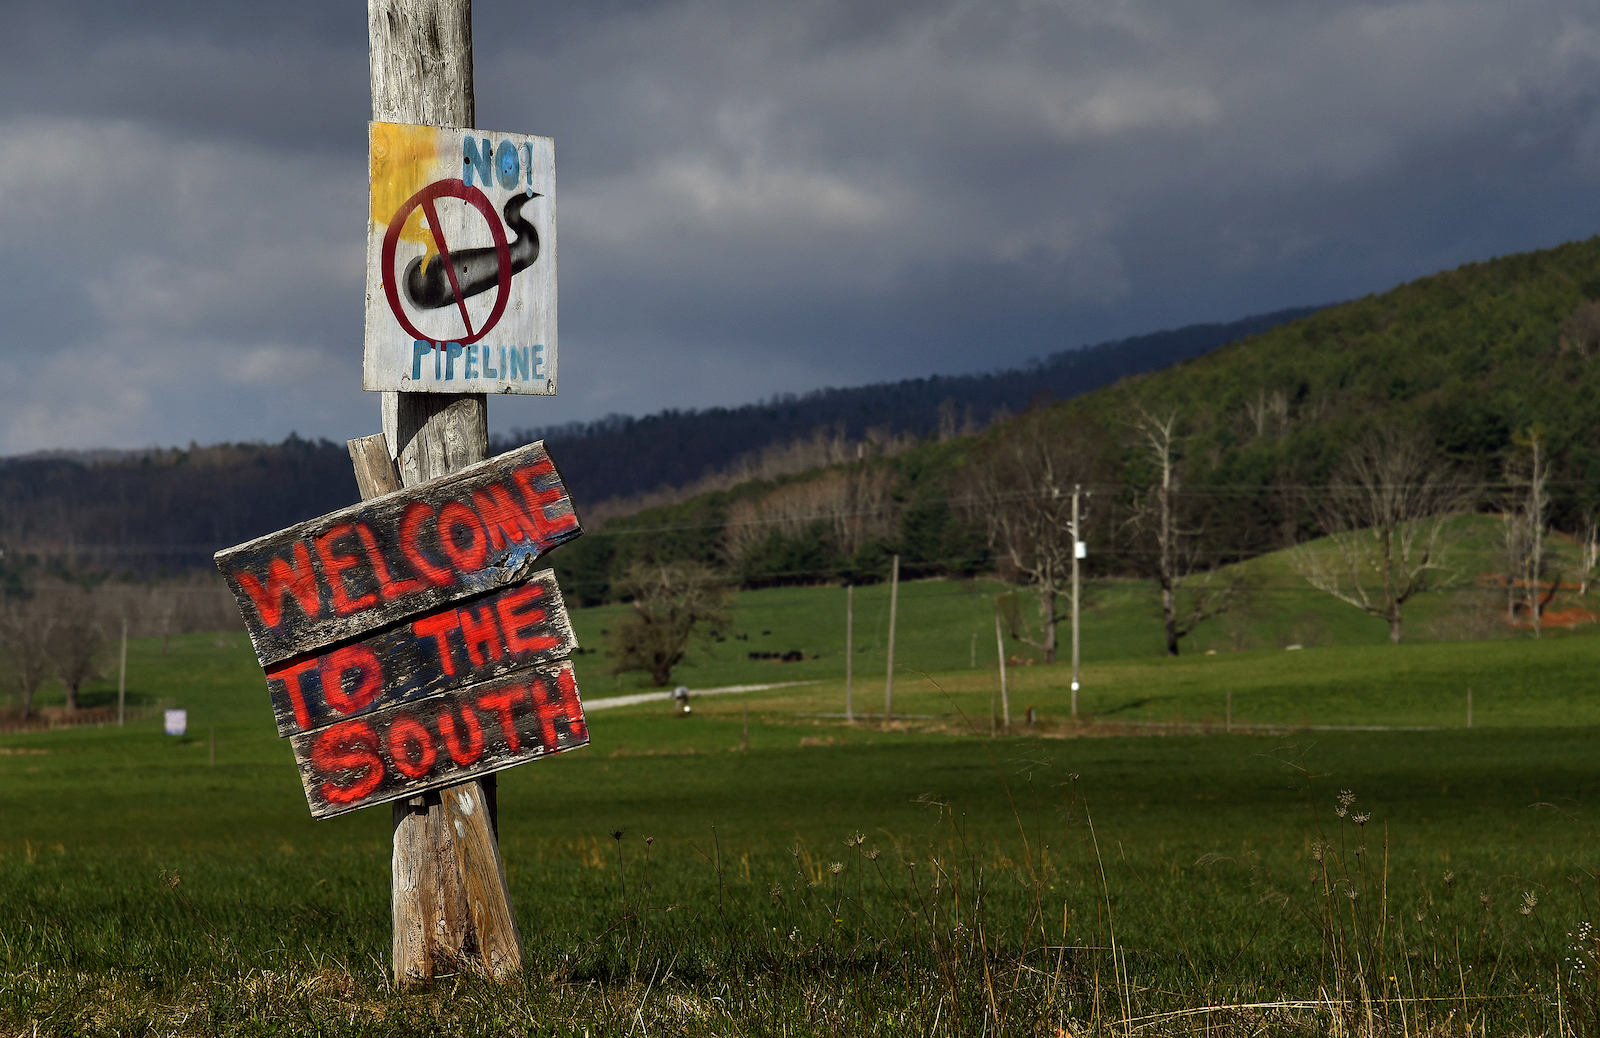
[4,555,1600,1034]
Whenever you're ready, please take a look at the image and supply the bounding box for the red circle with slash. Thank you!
[381,179,512,346]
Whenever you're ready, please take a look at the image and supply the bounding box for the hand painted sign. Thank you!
[215,440,589,819]
[263,570,574,737]
[293,659,586,818]
[216,440,580,668]
[363,122,557,396]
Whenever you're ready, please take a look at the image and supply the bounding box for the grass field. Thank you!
[5,558,1600,1035]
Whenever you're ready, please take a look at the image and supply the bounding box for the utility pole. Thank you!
[1071,483,1082,719]
[884,555,900,720]
[117,616,127,727]
[845,585,854,723]
[369,0,521,986]
[993,603,1009,729]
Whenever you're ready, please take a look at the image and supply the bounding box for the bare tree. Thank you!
[47,587,105,711]
[1291,426,1468,643]
[1128,409,1244,656]
[609,561,732,686]
[1501,430,1555,634]
[1578,508,1598,597]
[960,411,1100,663]
[0,598,55,720]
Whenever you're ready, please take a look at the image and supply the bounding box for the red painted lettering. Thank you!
[472,482,542,551]
[356,522,423,600]
[264,655,320,730]
[474,685,529,751]
[314,523,378,615]
[412,611,461,676]
[310,721,384,805]
[437,702,485,766]
[387,714,438,779]
[529,667,586,748]
[556,666,588,742]
[400,501,454,587]
[511,458,579,542]
[438,500,488,572]
[317,643,383,715]
[458,602,505,666]
[494,583,556,655]
[235,541,321,628]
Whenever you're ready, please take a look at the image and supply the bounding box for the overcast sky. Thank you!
[1,0,1597,455]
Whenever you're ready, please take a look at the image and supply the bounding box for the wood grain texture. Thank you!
[370,0,525,987]
[293,658,587,819]
[264,570,575,737]
[216,439,581,667]
[441,782,523,976]
[368,0,473,128]
[349,434,403,499]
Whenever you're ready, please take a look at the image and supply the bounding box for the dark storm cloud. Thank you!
[1,0,1598,452]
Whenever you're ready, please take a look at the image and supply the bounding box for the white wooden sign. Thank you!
[363,122,557,396]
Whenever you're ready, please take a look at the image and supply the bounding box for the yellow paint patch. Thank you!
[370,122,444,267]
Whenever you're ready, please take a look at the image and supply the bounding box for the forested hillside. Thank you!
[551,237,1600,622]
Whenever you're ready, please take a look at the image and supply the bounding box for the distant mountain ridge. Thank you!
[496,305,1325,506]
[0,305,1324,576]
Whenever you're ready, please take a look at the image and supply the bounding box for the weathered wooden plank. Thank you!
[292,658,587,819]
[349,433,403,499]
[215,439,581,668]
[440,782,522,977]
[264,569,574,738]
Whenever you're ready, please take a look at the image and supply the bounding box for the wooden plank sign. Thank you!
[363,122,557,396]
[263,570,574,737]
[293,659,586,818]
[215,439,590,819]
[216,440,580,668]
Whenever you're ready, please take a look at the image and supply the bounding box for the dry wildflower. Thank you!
[1353,812,1370,828]
[1480,893,1491,909]
[769,884,782,905]
[845,832,865,848]
[1336,790,1355,818]
[1521,891,1539,916]
[1310,841,1326,863]
[645,836,654,846]
[1415,908,1426,922]
[610,829,625,842]
[1347,889,1359,902]
[866,847,881,861]
[1443,871,1454,887]
[829,862,844,876]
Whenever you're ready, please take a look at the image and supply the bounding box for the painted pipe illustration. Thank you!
[403,193,541,311]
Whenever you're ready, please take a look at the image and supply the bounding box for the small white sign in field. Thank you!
[362,122,557,396]
[164,710,187,736]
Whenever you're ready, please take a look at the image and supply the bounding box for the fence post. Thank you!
[884,555,899,721]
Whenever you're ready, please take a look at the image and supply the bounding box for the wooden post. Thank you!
[884,555,899,721]
[368,0,522,986]
[117,617,127,727]
[352,428,523,985]
[1071,484,1081,719]
[994,604,1009,729]
[845,585,854,723]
